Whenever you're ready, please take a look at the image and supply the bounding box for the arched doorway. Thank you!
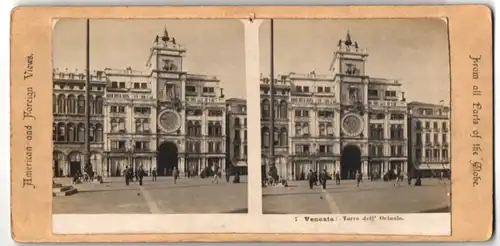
[340,145,361,180]
[53,151,65,177]
[157,141,178,176]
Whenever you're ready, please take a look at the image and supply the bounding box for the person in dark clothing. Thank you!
[233,172,240,183]
[355,170,362,187]
[173,167,180,184]
[335,171,341,185]
[137,165,145,186]
[307,169,314,189]
[152,168,157,181]
[124,165,130,186]
[320,169,328,189]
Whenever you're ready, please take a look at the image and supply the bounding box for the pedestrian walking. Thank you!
[138,165,145,186]
[320,169,328,189]
[355,170,362,188]
[124,165,130,186]
[212,165,220,184]
[307,169,314,189]
[173,167,179,184]
[335,171,341,185]
[152,168,157,182]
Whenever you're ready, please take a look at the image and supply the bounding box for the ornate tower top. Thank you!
[336,30,366,54]
[146,26,186,68]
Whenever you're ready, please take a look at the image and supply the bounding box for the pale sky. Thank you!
[53,19,246,99]
[259,19,451,105]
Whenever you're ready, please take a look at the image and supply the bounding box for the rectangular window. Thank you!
[442,122,447,129]
[141,83,148,89]
[442,149,448,159]
[442,134,447,143]
[425,122,430,129]
[118,106,126,113]
[397,145,403,156]
[376,146,383,156]
[416,133,422,144]
[134,83,140,89]
[390,145,397,156]
[368,89,378,97]
[295,86,302,92]
[110,106,117,113]
[425,133,430,143]
[433,122,438,129]
[317,87,323,93]
[119,82,126,88]
[303,86,310,93]
[324,87,331,93]
[425,149,431,159]
[385,90,396,97]
[111,81,118,88]
[186,86,196,93]
[415,149,422,161]
[434,134,438,143]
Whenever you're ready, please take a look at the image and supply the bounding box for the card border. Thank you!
[10,5,493,242]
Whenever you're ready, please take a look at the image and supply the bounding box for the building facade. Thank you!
[225,98,248,175]
[407,102,450,177]
[52,68,106,177]
[260,32,409,180]
[53,28,228,177]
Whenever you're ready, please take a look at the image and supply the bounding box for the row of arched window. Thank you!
[53,122,103,143]
[53,94,104,115]
[261,99,288,119]
[262,127,288,148]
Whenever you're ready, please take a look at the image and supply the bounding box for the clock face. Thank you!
[342,113,364,137]
[159,110,181,133]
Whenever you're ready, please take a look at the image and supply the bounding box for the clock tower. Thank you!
[330,31,370,179]
[147,27,188,175]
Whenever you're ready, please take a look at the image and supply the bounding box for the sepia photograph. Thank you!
[259,19,452,215]
[51,19,248,214]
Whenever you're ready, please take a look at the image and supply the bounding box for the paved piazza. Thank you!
[53,176,248,214]
[263,179,451,214]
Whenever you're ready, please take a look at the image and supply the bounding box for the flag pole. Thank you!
[269,19,275,174]
[84,19,91,175]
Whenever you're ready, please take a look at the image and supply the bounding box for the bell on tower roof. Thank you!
[161,26,170,42]
[344,30,353,46]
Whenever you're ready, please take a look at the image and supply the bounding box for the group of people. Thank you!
[306,169,364,189]
[71,165,101,184]
[123,164,147,186]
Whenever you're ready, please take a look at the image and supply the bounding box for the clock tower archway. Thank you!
[157,141,178,176]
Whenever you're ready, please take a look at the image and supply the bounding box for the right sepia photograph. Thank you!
[259,19,451,214]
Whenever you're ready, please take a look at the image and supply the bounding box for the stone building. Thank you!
[53,27,227,177]
[407,102,450,177]
[260,32,408,180]
[102,67,157,177]
[52,68,106,177]
[225,98,248,175]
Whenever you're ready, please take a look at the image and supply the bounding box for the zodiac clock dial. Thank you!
[159,110,181,133]
[341,113,364,137]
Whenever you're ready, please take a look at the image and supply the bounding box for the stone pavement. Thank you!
[53,176,248,214]
[263,179,451,214]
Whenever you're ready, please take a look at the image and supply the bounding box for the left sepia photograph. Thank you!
[51,19,248,214]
